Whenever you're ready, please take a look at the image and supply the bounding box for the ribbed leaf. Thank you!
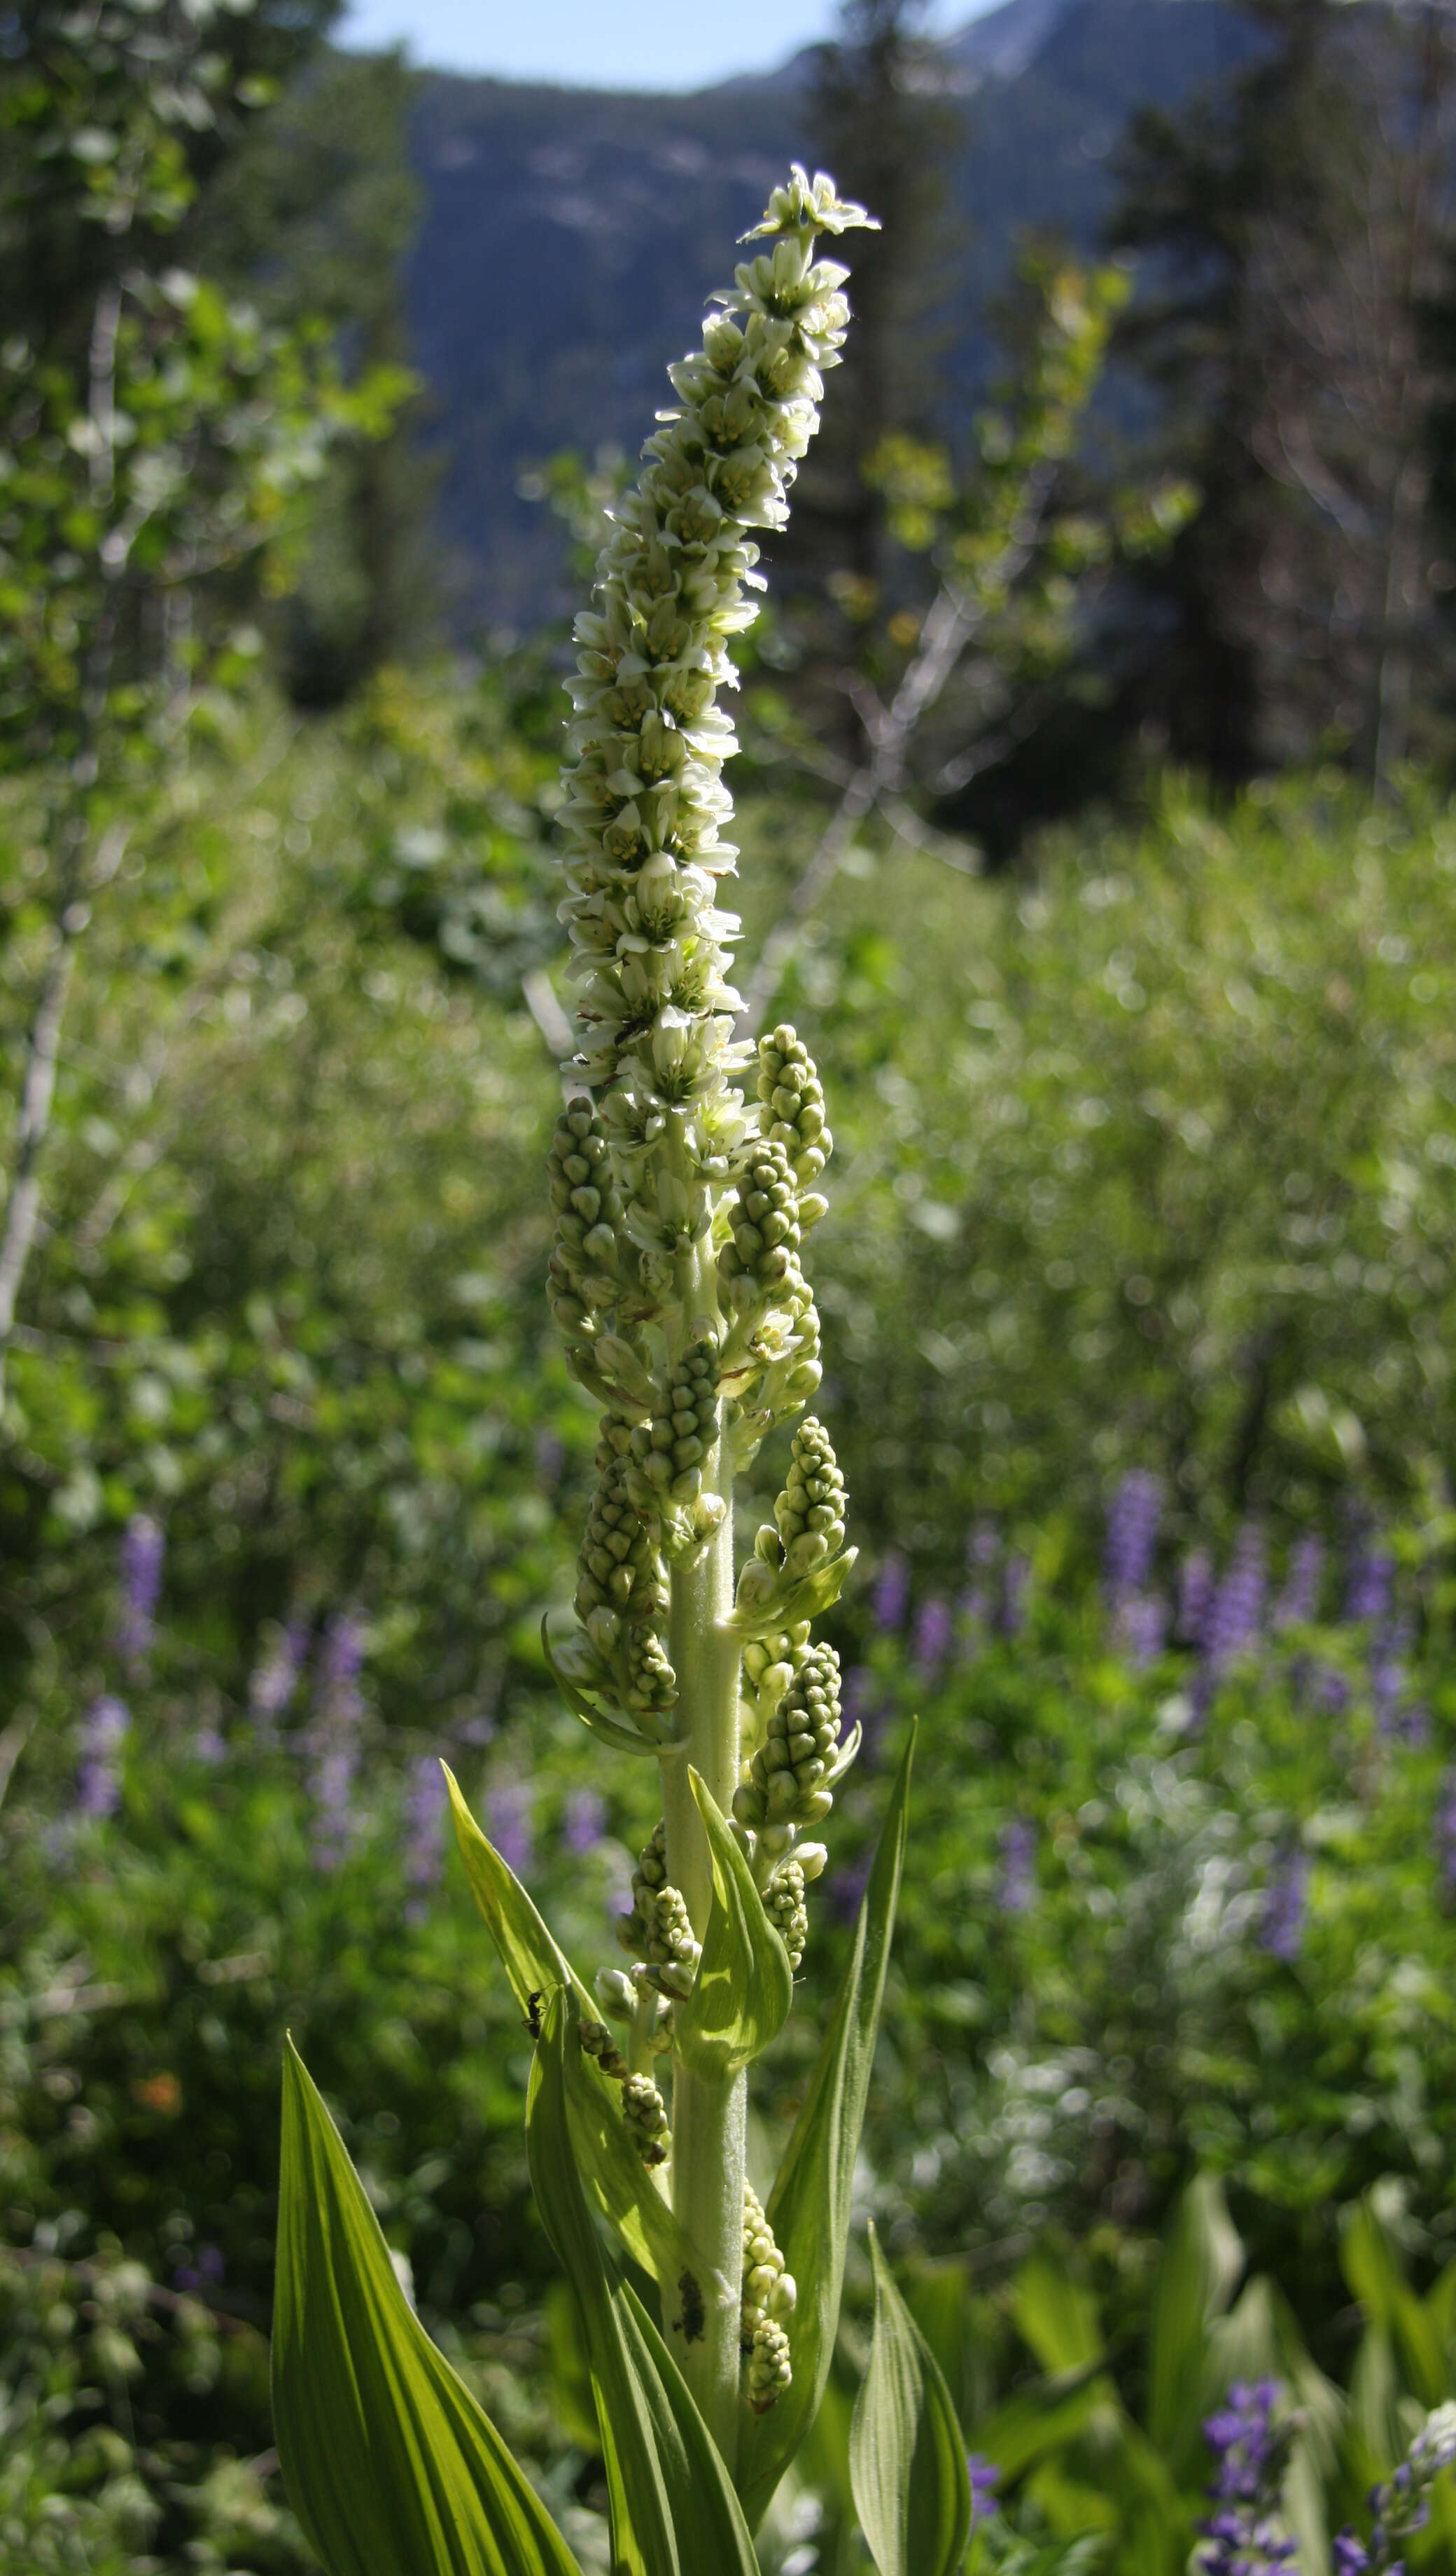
[1342,2197,1448,2409]
[672,1768,792,2080]
[272,2038,580,2576]
[738,1723,916,2528]
[444,1764,692,2290]
[849,2226,971,2576]
[1145,2174,1243,2466]
[526,1991,761,2576]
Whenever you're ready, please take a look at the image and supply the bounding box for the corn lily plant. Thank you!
[272,167,969,2576]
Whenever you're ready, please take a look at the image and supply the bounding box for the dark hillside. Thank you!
[405,0,1264,626]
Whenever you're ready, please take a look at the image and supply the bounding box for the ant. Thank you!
[524,1991,544,2040]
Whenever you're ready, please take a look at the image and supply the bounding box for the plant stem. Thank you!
[662,1426,744,2465]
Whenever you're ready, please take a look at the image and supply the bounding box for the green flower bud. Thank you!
[580,2019,630,2082]
[643,1883,701,1998]
[757,1026,833,1208]
[622,2072,671,2166]
[595,1968,638,2024]
[746,2316,792,2412]
[764,1858,808,1970]
[743,1642,843,1832]
[629,1335,720,1504]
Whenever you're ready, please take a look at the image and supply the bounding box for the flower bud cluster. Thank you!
[734,1642,843,1835]
[736,2184,793,2359]
[625,1338,720,1511]
[618,1819,669,1956]
[640,1883,701,2001]
[748,2319,793,2412]
[756,1025,832,1222]
[764,1857,808,1970]
[547,1104,632,1338]
[760,1415,847,1579]
[622,2071,671,2166]
[550,170,872,1739]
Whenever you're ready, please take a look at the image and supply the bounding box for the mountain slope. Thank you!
[406,0,1261,629]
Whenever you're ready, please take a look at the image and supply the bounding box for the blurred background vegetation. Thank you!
[6,0,1456,2568]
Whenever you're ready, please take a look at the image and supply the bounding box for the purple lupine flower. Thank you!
[487,1778,534,1880]
[1199,2379,1296,2576]
[911,1594,953,1677]
[870,1551,909,1634]
[563,1786,606,1856]
[248,1618,309,1737]
[1312,1662,1352,1715]
[311,1746,360,1872]
[1432,1768,1456,1896]
[967,2454,1001,2528]
[317,1611,366,1728]
[192,1726,226,1765]
[307,1610,368,1870]
[1273,1536,1324,1631]
[76,1695,130,1819]
[1369,1618,1413,1737]
[1260,1847,1310,1963]
[1104,1470,1162,1600]
[115,1515,164,1670]
[1177,1546,1214,1646]
[1115,1592,1168,1670]
[535,1428,565,1488]
[995,1816,1037,1917]
[958,1518,1000,1639]
[402,1754,448,1921]
[826,1857,871,1925]
[1344,1530,1394,1625]
[1000,1553,1030,1638]
[1191,1526,1266,1722]
[172,2244,225,2295]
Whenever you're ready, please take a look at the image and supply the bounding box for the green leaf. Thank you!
[541,1620,662,1757]
[737,1723,916,2529]
[969,2360,1113,2482]
[672,1768,792,2080]
[1011,2250,1105,2376]
[272,2037,580,2576]
[732,1547,858,1640]
[1145,2174,1243,2465]
[444,1765,693,2291]
[1341,2198,1448,2409]
[849,2225,972,2576]
[526,1992,762,2576]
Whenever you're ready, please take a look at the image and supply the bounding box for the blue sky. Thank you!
[337,0,983,92]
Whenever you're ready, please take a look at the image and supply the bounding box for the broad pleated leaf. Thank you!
[672,1768,792,2080]
[444,1764,692,2290]
[1144,2174,1243,2466]
[738,1723,916,2528]
[1342,2197,1448,2408]
[848,2226,971,2576]
[272,2038,580,2576]
[526,1992,761,2576]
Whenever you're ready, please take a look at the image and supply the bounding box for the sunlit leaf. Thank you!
[849,2225,971,2576]
[738,1723,916,2528]
[672,1768,792,2080]
[444,1763,693,2290]
[526,1991,761,2576]
[272,2036,580,2576]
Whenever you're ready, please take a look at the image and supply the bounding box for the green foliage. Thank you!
[849,2224,972,2576]
[274,2038,580,2576]
[778,771,1456,1548]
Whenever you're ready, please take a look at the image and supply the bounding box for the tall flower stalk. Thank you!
[271,171,976,2576]
[544,162,874,2453]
